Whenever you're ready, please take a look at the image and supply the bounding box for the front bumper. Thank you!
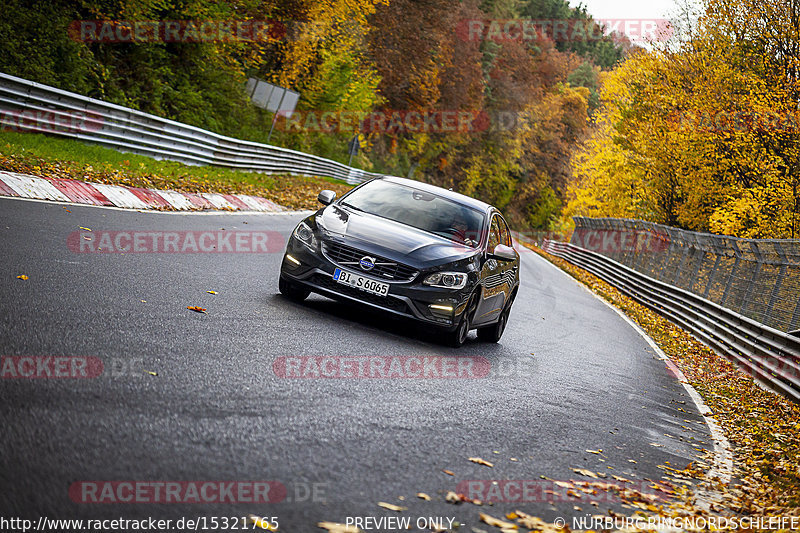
[280,237,472,329]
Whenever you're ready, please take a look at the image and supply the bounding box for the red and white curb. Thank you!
[0,171,286,212]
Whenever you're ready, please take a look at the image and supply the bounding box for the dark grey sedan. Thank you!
[279,176,520,346]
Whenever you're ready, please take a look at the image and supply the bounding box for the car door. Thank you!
[496,215,518,301]
[473,214,505,326]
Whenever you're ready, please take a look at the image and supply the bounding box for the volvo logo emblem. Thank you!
[359,256,375,271]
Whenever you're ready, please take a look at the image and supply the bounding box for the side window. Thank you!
[488,216,502,250]
[499,217,512,247]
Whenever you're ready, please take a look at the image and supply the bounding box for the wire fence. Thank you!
[569,216,800,334]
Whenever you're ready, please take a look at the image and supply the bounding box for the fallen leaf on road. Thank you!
[445,491,481,505]
[445,491,462,503]
[586,449,603,454]
[612,475,632,482]
[318,522,360,533]
[479,513,517,530]
[554,481,573,488]
[442,469,455,476]
[207,290,217,295]
[16,274,28,280]
[572,468,599,478]
[515,511,565,533]
[187,306,207,313]
[469,457,494,467]
[416,492,431,500]
[147,371,158,376]
[79,227,92,231]
[377,502,406,512]
[649,442,664,447]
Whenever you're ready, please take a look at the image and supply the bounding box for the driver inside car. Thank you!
[449,209,476,247]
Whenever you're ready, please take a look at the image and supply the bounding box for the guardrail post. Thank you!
[654,233,674,282]
[740,242,762,316]
[791,295,800,332]
[673,242,692,286]
[765,242,787,326]
[720,241,742,307]
[703,254,722,298]
[687,247,705,292]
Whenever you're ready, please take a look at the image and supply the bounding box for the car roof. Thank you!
[379,176,495,214]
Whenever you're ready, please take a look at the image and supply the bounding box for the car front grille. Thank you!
[321,241,418,282]
[310,274,411,314]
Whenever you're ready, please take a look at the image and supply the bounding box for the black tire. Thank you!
[279,276,310,302]
[477,300,513,343]
[446,314,471,348]
[445,293,477,348]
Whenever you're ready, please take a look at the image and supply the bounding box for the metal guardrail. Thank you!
[541,239,800,403]
[570,216,800,334]
[0,72,380,185]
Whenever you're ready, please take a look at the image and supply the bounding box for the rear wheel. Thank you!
[477,298,514,343]
[279,276,310,302]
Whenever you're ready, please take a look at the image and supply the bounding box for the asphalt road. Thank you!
[0,197,713,531]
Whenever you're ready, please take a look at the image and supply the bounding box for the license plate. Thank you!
[333,268,390,297]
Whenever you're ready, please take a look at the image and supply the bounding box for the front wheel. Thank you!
[279,276,310,302]
[444,293,477,348]
[445,313,471,348]
[477,302,512,343]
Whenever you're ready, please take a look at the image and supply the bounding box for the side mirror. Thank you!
[318,190,336,205]
[490,244,517,261]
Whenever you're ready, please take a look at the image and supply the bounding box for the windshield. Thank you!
[340,180,485,247]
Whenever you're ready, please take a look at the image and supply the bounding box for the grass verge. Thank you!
[528,243,800,521]
[0,130,355,209]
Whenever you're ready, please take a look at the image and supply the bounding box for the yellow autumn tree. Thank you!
[566,0,800,238]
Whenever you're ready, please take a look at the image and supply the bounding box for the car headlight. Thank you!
[294,221,317,250]
[423,271,469,290]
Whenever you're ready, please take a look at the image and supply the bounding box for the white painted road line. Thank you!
[528,248,734,489]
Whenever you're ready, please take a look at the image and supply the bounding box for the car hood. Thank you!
[315,204,477,269]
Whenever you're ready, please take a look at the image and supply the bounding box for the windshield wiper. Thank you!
[340,202,365,213]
